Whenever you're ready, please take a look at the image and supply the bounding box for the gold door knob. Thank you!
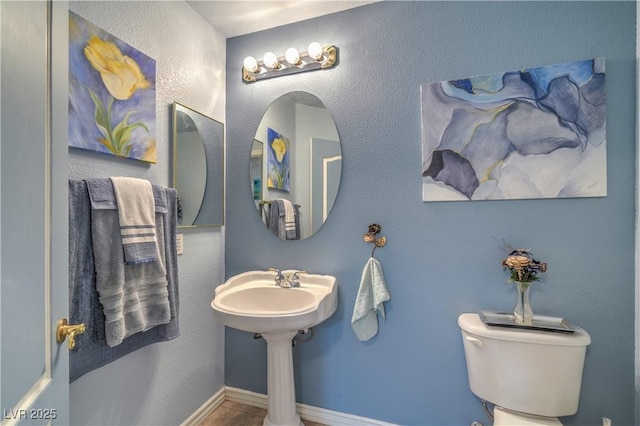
[56,318,85,350]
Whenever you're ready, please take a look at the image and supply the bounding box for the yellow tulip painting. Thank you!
[69,12,156,163]
[83,35,150,101]
[267,128,290,191]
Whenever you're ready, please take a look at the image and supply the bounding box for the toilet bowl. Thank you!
[458,313,591,425]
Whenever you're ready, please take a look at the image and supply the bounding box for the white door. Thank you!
[310,138,342,235]
[1,1,70,424]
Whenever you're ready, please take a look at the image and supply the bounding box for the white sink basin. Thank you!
[211,270,338,334]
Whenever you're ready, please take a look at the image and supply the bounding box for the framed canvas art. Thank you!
[421,58,606,201]
[267,127,290,191]
[69,12,157,163]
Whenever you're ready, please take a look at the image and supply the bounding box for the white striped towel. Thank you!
[281,199,297,240]
[110,177,158,265]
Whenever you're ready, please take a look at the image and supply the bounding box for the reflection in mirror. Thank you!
[251,92,341,240]
[172,102,224,227]
[250,140,264,201]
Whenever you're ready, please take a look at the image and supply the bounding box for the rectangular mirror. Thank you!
[172,102,224,227]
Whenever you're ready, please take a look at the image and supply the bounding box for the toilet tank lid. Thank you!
[458,313,591,346]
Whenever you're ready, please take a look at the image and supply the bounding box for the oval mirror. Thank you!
[172,102,224,227]
[250,92,341,240]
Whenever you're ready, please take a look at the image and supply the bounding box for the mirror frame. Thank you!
[172,102,225,228]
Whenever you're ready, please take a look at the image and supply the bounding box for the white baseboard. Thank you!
[224,386,268,409]
[184,386,397,426]
[180,387,225,426]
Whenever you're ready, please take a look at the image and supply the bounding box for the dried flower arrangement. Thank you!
[502,249,548,284]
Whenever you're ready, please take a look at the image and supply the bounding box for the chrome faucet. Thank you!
[271,268,287,287]
[287,271,302,288]
[270,268,304,288]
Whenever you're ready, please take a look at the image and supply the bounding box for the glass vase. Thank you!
[514,281,533,325]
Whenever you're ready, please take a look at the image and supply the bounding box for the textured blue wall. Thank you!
[226,2,636,425]
[66,2,226,425]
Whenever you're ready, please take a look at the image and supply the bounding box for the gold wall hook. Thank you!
[56,318,86,350]
[364,223,386,257]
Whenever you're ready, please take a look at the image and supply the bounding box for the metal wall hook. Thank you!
[363,223,386,257]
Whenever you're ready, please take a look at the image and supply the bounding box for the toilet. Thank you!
[458,313,591,425]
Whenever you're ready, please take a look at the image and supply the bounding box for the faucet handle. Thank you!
[289,270,306,287]
[269,268,286,286]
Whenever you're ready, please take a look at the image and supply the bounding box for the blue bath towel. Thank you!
[275,200,287,239]
[86,179,172,347]
[351,257,390,341]
[69,180,179,382]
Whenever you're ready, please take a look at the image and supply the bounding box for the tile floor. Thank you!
[199,400,327,426]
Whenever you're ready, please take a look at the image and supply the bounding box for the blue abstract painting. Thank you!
[421,58,606,201]
[69,12,156,163]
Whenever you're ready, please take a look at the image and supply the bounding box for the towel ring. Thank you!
[363,223,386,257]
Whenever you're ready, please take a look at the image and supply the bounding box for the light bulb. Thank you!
[243,56,259,73]
[263,52,280,69]
[285,47,301,65]
[307,42,323,61]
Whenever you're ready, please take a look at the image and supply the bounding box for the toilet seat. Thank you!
[493,406,562,426]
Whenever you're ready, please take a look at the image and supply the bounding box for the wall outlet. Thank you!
[603,417,612,426]
[176,233,184,255]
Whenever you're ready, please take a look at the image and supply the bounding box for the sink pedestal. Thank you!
[262,331,303,426]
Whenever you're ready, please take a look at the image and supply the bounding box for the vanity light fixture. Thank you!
[242,42,338,83]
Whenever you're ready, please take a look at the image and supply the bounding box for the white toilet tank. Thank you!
[458,313,591,418]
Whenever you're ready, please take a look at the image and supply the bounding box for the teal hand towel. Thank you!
[351,257,390,341]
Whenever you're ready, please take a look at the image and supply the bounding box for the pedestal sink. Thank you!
[212,270,338,426]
